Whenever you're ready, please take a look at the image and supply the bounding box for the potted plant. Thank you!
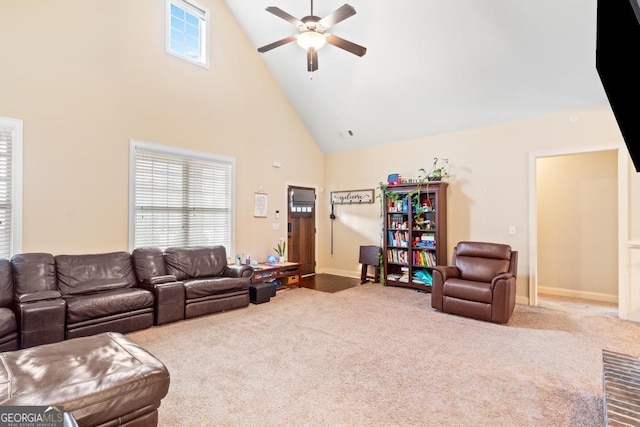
[426,158,449,181]
[274,239,286,263]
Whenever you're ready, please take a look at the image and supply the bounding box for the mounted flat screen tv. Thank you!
[596,0,640,171]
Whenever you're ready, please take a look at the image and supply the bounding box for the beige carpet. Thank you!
[127,284,640,426]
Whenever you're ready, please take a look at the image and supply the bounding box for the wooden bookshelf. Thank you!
[382,181,448,292]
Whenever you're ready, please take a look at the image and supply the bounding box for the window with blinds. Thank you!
[0,117,22,259]
[130,140,234,254]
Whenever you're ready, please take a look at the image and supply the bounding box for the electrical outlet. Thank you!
[272,223,280,230]
[508,225,516,235]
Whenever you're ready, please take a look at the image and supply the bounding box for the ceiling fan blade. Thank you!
[307,48,319,72]
[257,35,297,53]
[318,4,356,29]
[325,34,367,57]
[265,7,304,27]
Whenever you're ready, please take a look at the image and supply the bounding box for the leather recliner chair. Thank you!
[431,241,518,324]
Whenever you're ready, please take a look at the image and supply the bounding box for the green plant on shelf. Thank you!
[274,241,286,256]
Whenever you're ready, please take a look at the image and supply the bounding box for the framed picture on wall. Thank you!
[254,192,268,217]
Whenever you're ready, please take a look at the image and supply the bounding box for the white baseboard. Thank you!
[516,295,529,305]
[316,268,361,280]
[538,286,618,304]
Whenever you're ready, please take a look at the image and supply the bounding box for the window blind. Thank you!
[291,188,315,207]
[0,129,12,258]
[133,145,233,254]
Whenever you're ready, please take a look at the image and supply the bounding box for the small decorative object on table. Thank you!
[274,239,286,262]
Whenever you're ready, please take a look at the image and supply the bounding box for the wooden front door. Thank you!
[288,186,316,276]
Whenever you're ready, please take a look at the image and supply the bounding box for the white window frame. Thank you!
[128,140,235,254]
[165,0,210,68]
[0,116,22,258]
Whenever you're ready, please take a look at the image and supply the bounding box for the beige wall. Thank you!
[536,151,618,301]
[0,0,323,258]
[3,1,640,306]
[323,109,639,301]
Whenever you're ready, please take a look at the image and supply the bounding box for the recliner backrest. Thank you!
[55,252,137,295]
[453,241,513,282]
[164,246,228,280]
[10,253,57,295]
[132,247,168,284]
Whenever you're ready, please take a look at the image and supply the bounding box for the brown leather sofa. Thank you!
[0,259,18,351]
[431,241,518,324]
[55,251,155,339]
[134,246,253,320]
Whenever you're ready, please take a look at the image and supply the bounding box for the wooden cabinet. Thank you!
[382,181,448,292]
[252,262,301,288]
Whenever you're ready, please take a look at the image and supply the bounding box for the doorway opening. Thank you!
[529,145,629,319]
[287,186,316,276]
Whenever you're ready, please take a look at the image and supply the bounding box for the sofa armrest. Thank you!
[432,266,460,282]
[224,265,254,279]
[430,266,460,311]
[15,290,62,304]
[491,272,514,286]
[147,275,178,285]
[15,295,66,348]
[138,281,185,325]
[491,274,517,323]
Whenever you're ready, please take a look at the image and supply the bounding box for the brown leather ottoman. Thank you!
[250,282,272,304]
[0,332,170,426]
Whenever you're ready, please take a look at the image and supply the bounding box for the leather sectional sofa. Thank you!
[0,245,253,426]
[0,245,253,350]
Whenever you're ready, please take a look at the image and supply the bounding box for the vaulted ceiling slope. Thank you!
[225,0,609,154]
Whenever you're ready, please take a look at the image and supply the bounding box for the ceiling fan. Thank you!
[257,0,367,72]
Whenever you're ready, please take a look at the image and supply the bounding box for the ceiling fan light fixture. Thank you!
[296,31,326,50]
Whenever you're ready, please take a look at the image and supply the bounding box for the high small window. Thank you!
[129,140,234,254]
[0,117,22,258]
[166,0,209,68]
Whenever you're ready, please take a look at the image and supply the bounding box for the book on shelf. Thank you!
[387,230,409,247]
[387,249,408,264]
[413,250,437,267]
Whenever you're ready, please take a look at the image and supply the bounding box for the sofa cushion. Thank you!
[183,277,249,299]
[55,252,138,295]
[454,242,511,283]
[442,278,493,304]
[64,288,154,323]
[10,253,57,295]
[164,246,228,280]
[0,308,16,336]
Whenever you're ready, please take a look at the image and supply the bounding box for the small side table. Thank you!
[359,245,381,284]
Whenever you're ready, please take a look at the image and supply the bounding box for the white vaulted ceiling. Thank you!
[224,0,609,154]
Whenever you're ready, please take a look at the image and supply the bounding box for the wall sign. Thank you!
[254,192,268,217]
[331,189,375,204]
